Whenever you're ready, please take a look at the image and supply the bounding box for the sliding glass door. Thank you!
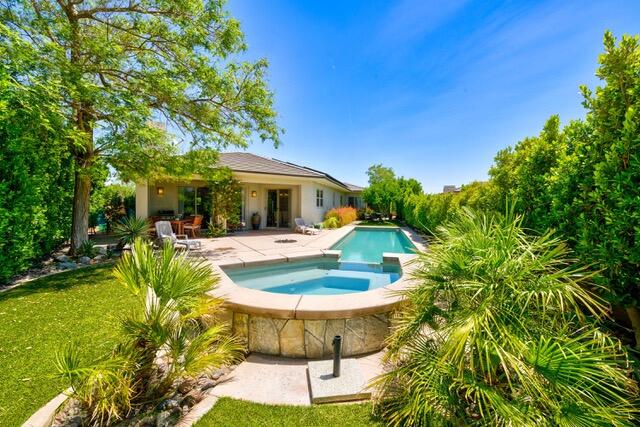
[266,189,290,228]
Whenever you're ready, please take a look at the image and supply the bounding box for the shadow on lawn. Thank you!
[0,264,114,302]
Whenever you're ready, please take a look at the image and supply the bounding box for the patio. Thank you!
[193,227,355,265]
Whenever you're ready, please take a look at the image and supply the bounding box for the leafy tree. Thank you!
[362,164,401,217]
[489,115,566,231]
[562,32,640,347]
[375,209,639,426]
[1,0,281,253]
[207,167,242,229]
[396,177,422,219]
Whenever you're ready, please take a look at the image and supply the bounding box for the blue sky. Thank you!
[226,0,640,193]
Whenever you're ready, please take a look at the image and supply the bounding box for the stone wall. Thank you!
[225,311,393,358]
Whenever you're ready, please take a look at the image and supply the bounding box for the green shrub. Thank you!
[375,208,639,426]
[113,217,151,248]
[323,217,339,229]
[56,239,242,424]
[0,75,74,283]
[75,241,98,258]
[324,206,358,227]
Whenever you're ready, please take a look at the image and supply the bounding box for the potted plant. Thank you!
[251,211,261,230]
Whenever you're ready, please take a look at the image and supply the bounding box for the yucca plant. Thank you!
[374,208,639,426]
[56,239,241,424]
[112,216,151,249]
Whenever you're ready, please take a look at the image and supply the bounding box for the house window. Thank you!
[316,189,324,207]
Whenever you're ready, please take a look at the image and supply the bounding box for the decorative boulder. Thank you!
[55,254,70,263]
[79,256,92,265]
[59,262,77,270]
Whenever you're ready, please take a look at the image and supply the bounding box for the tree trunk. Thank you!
[626,306,640,350]
[69,170,91,254]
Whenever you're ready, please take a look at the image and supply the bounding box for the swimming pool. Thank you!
[331,227,416,263]
[223,259,401,295]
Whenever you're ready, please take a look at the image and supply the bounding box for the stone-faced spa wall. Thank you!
[224,311,393,358]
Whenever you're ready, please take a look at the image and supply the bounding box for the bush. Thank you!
[56,239,242,424]
[323,217,339,229]
[0,74,74,283]
[112,217,151,248]
[75,241,98,258]
[324,206,358,227]
[90,184,136,233]
[375,208,639,426]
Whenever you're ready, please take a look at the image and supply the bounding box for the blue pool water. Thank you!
[331,227,416,263]
[223,260,401,295]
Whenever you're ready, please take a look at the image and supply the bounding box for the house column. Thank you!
[135,182,149,218]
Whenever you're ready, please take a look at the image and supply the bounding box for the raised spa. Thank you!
[223,259,401,295]
[215,227,421,358]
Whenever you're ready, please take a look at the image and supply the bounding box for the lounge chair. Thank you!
[294,218,319,235]
[155,221,202,250]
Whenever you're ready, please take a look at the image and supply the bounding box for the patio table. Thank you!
[170,219,189,235]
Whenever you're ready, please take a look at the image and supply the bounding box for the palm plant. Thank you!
[112,216,151,249]
[56,239,241,424]
[374,208,639,426]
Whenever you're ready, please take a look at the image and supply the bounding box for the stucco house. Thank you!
[135,152,364,229]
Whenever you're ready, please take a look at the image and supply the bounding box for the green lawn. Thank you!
[0,265,383,426]
[197,398,382,427]
[0,264,136,425]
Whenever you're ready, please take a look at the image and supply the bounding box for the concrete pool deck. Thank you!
[211,351,386,406]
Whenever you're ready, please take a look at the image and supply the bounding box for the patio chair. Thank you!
[183,215,203,237]
[155,221,202,251]
[294,218,319,235]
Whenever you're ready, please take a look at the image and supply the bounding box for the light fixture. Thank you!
[156,186,164,196]
[251,190,257,198]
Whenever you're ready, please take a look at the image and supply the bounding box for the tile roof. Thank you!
[343,182,365,192]
[218,152,357,191]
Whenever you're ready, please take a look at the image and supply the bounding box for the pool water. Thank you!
[223,260,401,295]
[331,227,416,263]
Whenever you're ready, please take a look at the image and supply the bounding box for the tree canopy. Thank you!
[1,0,281,251]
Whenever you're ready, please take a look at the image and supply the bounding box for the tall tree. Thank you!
[1,0,280,252]
[570,32,640,347]
[362,164,400,217]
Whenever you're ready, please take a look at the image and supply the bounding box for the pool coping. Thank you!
[207,225,425,320]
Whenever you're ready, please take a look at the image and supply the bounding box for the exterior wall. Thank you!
[135,182,149,218]
[241,183,301,229]
[139,174,352,228]
[300,182,347,225]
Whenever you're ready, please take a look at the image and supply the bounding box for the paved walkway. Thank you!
[212,351,385,405]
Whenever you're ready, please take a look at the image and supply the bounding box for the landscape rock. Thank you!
[197,377,217,391]
[96,246,108,255]
[181,389,204,407]
[59,262,77,270]
[93,254,105,262]
[177,378,196,394]
[55,254,70,263]
[78,256,92,265]
[159,398,179,410]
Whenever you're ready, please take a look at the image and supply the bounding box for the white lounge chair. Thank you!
[155,221,202,250]
[294,218,319,235]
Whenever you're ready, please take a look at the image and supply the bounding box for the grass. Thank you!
[0,264,383,426]
[0,264,136,425]
[197,398,382,427]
